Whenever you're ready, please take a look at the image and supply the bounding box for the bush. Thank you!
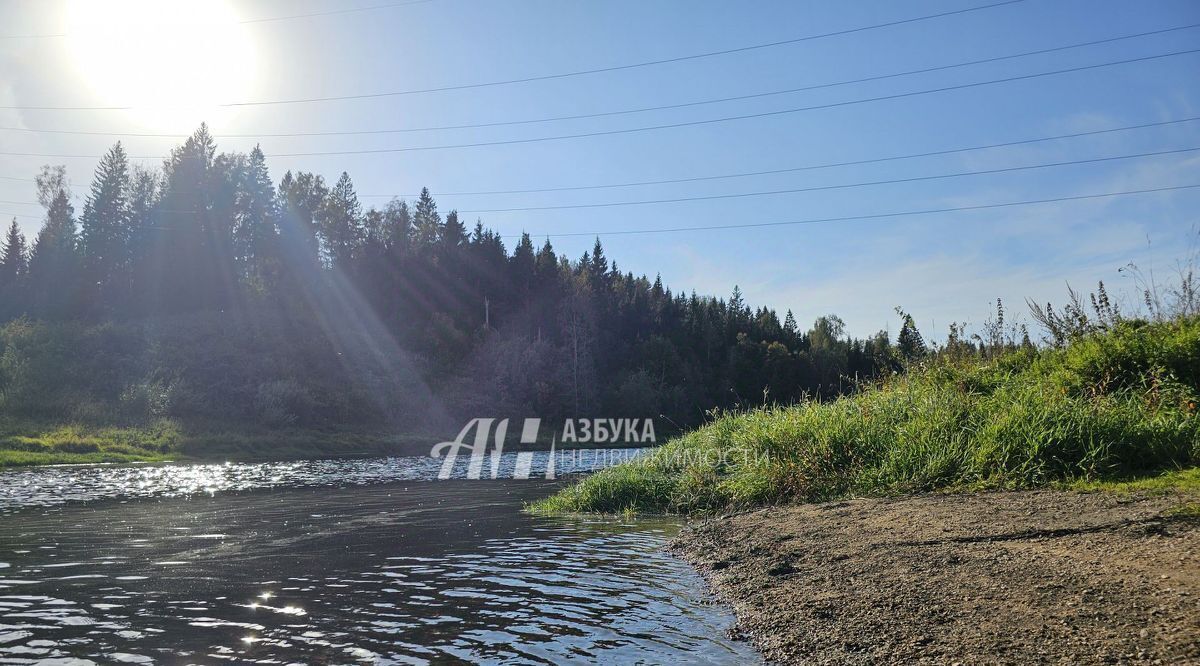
[0,313,434,429]
[255,379,316,426]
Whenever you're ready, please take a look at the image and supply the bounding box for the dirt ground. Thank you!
[672,490,1200,665]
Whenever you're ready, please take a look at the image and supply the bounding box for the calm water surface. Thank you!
[0,454,756,664]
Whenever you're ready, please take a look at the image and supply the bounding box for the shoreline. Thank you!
[0,424,437,468]
[0,421,659,468]
[671,488,1200,664]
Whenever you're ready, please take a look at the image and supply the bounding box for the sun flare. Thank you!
[64,0,257,131]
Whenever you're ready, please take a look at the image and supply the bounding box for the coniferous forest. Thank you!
[0,126,904,436]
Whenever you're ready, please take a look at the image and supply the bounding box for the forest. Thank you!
[0,125,959,436]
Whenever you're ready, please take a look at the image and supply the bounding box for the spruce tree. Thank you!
[728,285,747,333]
[441,210,466,252]
[157,124,221,311]
[233,145,277,284]
[0,218,28,285]
[534,238,558,288]
[317,172,362,267]
[126,165,160,262]
[80,142,132,308]
[512,233,535,280]
[895,307,928,361]
[781,309,799,349]
[28,190,81,316]
[383,198,411,253]
[412,187,440,248]
[586,237,609,289]
[278,171,327,263]
[0,218,26,316]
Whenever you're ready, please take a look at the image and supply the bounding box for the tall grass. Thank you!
[534,317,1200,514]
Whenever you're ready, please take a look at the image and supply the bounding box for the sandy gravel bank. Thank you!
[672,490,1200,664]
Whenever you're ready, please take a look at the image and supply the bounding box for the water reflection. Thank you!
[0,449,647,513]
[0,474,755,664]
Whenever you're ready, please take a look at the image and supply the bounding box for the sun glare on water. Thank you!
[64,0,257,131]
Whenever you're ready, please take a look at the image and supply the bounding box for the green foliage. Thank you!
[1066,467,1200,495]
[2,132,904,434]
[0,312,438,429]
[0,417,436,467]
[0,419,180,466]
[534,317,1200,514]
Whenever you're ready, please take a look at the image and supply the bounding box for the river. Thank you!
[0,452,756,664]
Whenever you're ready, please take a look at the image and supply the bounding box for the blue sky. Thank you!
[1,0,1198,338]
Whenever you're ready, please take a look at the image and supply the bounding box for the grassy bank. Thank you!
[535,316,1200,514]
[0,420,180,466]
[0,419,439,467]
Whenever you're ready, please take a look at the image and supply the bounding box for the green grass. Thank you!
[1065,467,1200,494]
[0,419,441,467]
[534,316,1200,515]
[0,420,182,466]
[1067,468,1200,517]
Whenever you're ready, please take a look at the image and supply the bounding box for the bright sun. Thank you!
[64,0,257,132]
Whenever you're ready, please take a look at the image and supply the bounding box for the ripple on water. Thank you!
[0,463,756,664]
[0,449,647,512]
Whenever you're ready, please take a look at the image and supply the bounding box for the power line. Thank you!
[0,0,437,40]
[4,22,1196,140]
[457,147,1200,213]
[4,147,1196,219]
[3,47,1195,160]
[0,0,1026,110]
[1,116,1197,201]
[510,184,1200,239]
[4,146,1194,213]
[6,183,1196,234]
[360,117,1200,198]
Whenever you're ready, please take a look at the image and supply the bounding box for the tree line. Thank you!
[0,125,913,432]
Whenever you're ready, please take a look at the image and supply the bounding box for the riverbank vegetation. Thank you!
[0,418,440,467]
[536,294,1200,514]
[1,128,907,465]
[0,420,179,466]
[3,126,1197,484]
